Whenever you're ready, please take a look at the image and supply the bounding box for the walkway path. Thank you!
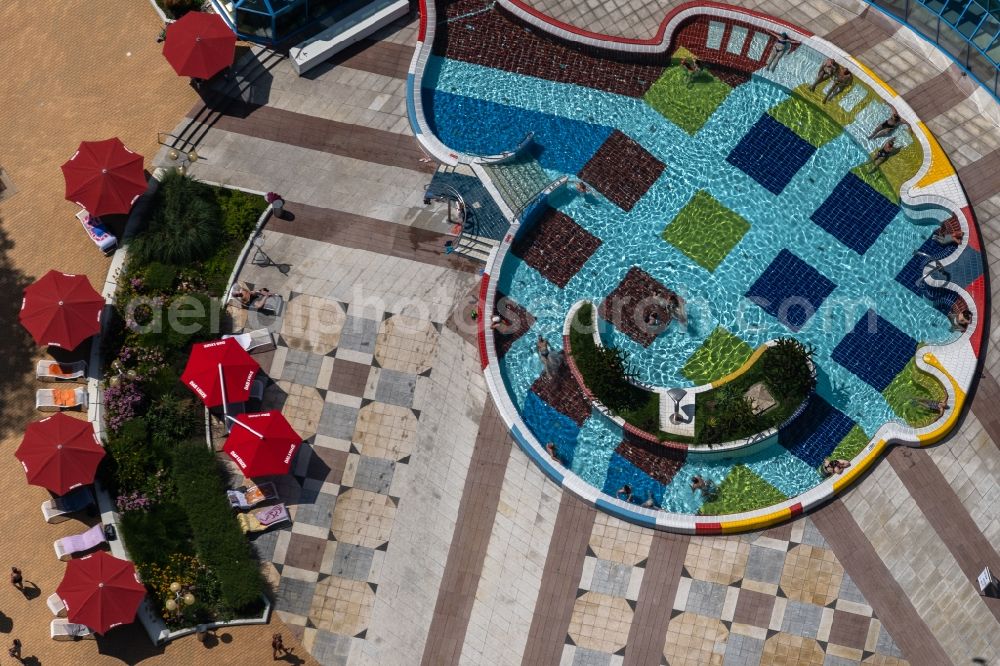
[0,0,313,663]
[130,1,1000,664]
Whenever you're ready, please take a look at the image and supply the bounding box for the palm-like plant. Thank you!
[130,171,222,266]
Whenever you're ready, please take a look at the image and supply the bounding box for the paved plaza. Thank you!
[3,0,1000,664]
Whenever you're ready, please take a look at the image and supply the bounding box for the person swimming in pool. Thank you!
[824,66,853,104]
[866,138,896,172]
[766,31,797,71]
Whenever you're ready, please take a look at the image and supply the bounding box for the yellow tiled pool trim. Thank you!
[915,121,956,187]
[916,352,966,445]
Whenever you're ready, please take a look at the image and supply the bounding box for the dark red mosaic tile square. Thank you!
[492,291,535,357]
[578,130,665,211]
[433,0,664,97]
[599,266,676,347]
[672,16,784,86]
[511,208,602,288]
[530,365,591,426]
[616,434,686,485]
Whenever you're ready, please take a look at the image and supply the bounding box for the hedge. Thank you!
[172,442,264,612]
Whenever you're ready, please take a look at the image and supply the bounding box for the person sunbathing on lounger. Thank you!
[866,138,896,172]
[234,284,270,307]
[868,106,908,140]
[824,66,853,103]
[810,57,837,92]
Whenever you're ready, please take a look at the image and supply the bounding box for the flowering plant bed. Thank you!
[98,172,268,627]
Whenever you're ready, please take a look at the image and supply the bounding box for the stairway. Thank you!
[483,154,550,214]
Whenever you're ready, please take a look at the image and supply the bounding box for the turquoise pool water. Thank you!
[422,55,956,514]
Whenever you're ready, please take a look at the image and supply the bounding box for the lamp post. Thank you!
[166,148,199,175]
[666,388,687,425]
[165,581,196,614]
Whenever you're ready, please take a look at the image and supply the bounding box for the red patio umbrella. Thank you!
[224,410,302,477]
[19,270,104,349]
[57,551,146,634]
[15,413,105,496]
[61,138,147,217]
[163,11,236,80]
[180,338,259,408]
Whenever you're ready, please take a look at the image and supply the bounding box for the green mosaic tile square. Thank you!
[698,465,788,516]
[644,65,732,135]
[662,190,750,272]
[829,425,869,462]
[882,357,947,427]
[849,137,923,205]
[768,96,842,148]
[682,326,754,384]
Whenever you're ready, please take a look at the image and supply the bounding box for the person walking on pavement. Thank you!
[10,567,22,591]
[8,638,22,662]
[272,633,286,660]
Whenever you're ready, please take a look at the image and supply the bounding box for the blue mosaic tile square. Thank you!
[745,249,837,332]
[523,391,581,467]
[779,396,855,468]
[726,114,816,195]
[810,173,899,254]
[601,452,665,507]
[831,310,917,391]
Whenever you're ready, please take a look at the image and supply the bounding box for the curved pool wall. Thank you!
[407,0,986,532]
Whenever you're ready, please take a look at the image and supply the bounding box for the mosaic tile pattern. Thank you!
[894,235,961,315]
[744,249,837,332]
[615,434,687,485]
[667,519,909,665]
[831,310,918,391]
[598,266,676,347]
[434,0,663,97]
[768,96,843,148]
[662,190,750,272]
[673,16,768,86]
[810,173,900,254]
[727,115,816,195]
[644,64,733,135]
[578,130,665,212]
[511,207,602,288]
[778,396,856,468]
[493,291,536,357]
[530,365,592,426]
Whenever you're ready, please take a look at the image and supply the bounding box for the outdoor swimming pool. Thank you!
[417,4,977,519]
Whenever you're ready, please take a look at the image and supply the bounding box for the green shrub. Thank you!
[106,418,154,493]
[763,338,815,401]
[137,292,221,357]
[130,171,223,265]
[145,393,200,446]
[698,385,758,444]
[120,501,195,566]
[173,442,264,612]
[217,189,266,243]
[144,262,178,294]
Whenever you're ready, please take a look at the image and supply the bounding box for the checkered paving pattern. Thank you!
[662,518,907,665]
[726,115,816,195]
[246,294,448,658]
[778,396,856,468]
[810,173,900,255]
[744,249,837,332]
[578,130,666,212]
[512,207,602,288]
[433,0,664,97]
[598,266,676,346]
[831,311,918,391]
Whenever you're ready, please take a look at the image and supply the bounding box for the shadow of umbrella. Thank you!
[0,216,40,438]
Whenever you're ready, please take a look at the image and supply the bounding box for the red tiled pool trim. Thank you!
[410,1,984,533]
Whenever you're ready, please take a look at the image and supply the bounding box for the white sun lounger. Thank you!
[223,328,276,353]
[50,618,95,641]
[42,486,95,524]
[236,503,291,533]
[227,482,279,510]
[75,209,117,255]
[47,593,68,618]
[36,388,88,411]
[54,523,107,561]
[36,359,87,382]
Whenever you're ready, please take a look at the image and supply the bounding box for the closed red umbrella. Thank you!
[163,11,236,80]
[61,138,147,217]
[15,413,104,495]
[224,410,302,477]
[19,270,104,349]
[57,551,146,634]
[180,338,259,408]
